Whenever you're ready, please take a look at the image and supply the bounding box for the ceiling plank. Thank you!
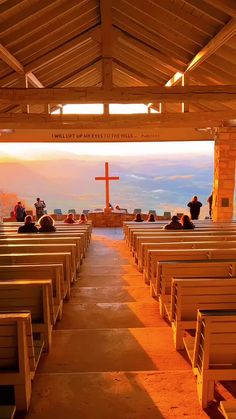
[24,26,100,73]
[1,86,236,104]
[147,0,217,36]
[113,27,184,74]
[204,0,236,18]
[181,0,229,24]
[1,0,58,34]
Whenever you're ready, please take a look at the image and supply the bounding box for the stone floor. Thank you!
[16,228,232,418]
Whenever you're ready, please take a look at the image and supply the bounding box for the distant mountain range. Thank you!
[0,151,214,218]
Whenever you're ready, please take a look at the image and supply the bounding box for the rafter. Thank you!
[0,43,44,89]
[1,86,236,104]
[164,17,236,90]
[0,43,24,73]
[186,17,236,72]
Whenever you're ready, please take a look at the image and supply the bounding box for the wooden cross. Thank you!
[95,162,119,209]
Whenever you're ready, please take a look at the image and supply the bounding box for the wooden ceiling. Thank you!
[0,0,236,117]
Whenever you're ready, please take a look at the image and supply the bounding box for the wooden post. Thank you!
[213,127,236,222]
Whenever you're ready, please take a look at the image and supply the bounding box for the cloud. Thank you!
[153,176,165,180]
[126,174,147,180]
[169,175,194,180]
[151,189,166,193]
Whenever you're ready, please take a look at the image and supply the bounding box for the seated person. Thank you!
[38,214,56,233]
[133,213,144,222]
[64,213,76,224]
[147,213,156,222]
[78,214,87,224]
[18,215,38,233]
[180,214,195,230]
[163,215,182,230]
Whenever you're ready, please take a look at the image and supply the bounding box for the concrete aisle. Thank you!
[21,229,224,419]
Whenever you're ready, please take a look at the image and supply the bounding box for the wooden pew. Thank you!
[192,310,236,408]
[220,400,236,419]
[155,258,236,317]
[0,252,72,299]
[137,236,236,272]
[0,236,83,267]
[0,264,63,322]
[0,280,53,351]
[148,248,236,290]
[0,244,77,282]
[170,277,236,350]
[131,229,236,257]
[0,312,43,411]
[0,232,88,260]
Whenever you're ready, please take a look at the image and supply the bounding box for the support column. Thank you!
[213,128,236,222]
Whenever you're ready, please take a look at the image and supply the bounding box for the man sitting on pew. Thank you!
[18,215,39,234]
[163,215,182,230]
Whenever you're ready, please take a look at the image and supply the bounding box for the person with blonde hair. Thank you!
[38,214,56,233]
[78,214,87,224]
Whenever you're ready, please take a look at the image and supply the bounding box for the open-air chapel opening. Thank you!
[0,1,236,418]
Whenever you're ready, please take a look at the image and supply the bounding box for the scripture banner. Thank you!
[0,128,213,142]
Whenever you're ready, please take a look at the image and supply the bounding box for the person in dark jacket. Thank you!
[14,201,26,222]
[180,214,195,230]
[163,215,182,230]
[18,215,38,233]
[207,193,213,218]
[187,196,202,220]
[38,214,56,233]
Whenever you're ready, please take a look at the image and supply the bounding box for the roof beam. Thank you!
[0,111,235,129]
[186,17,236,72]
[0,43,24,73]
[0,43,44,88]
[1,86,236,104]
[164,17,236,89]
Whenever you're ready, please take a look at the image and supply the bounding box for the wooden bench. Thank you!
[192,309,236,408]
[148,248,236,290]
[0,312,43,411]
[155,258,236,317]
[138,236,236,273]
[0,252,72,299]
[0,236,83,267]
[132,229,236,258]
[0,244,77,282]
[0,280,53,351]
[220,400,236,419]
[170,277,236,350]
[0,231,88,259]
[0,264,63,322]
